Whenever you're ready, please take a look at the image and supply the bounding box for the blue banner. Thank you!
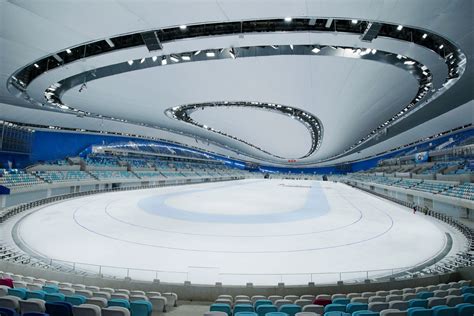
[414,151,429,163]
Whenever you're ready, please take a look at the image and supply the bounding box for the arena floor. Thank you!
[10,179,466,285]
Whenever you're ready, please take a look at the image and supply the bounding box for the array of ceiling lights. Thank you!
[166,101,323,159]
[7,17,467,164]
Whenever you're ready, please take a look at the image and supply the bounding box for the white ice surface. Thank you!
[10,179,464,285]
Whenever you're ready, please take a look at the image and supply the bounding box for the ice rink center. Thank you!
[0,1,473,316]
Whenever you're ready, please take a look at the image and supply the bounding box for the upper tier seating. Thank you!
[440,183,474,200]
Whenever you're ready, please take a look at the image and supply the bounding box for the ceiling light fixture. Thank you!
[351,19,358,24]
[152,56,157,62]
[439,44,444,49]
[404,60,415,65]
[397,25,403,31]
[284,17,292,22]
[206,51,216,57]
[311,47,321,53]
[161,57,167,65]
[194,50,201,56]
[181,55,191,61]
[179,25,187,30]
[290,44,294,50]
[140,58,145,63]
[34,63,39,68]
[229,48,236,59]
[127,60,133,65]
[422,33,428,39]
[66,49,72,54]
[170,55,179,62]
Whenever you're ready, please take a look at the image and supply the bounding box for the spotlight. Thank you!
[66,49,72,54]
[34,63,39,68]
[404,60,415,65]
[162,57,167,65]
[311,47,320,53]
[206,51,216,57]
[439,44,444,49]
[271,45,278,49]
[422,33,427,39]
[179,24,187,30]
[170,55,179,62]
[194,50,201,56]
[127,60,134,65]
[351,19,358,24]
[371,49,377,54]
[152,56,157,62]
[397,25,403,31]
[284,17,292,22]
[140,58,145,63]
[181,55,191,61]
[290,44,294,50]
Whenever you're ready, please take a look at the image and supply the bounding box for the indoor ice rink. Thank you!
[7,179,467,286]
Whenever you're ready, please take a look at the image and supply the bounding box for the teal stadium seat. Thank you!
[324,312,351,316]
[265,313,290,316]
[130,300,152,316]
[64,295,86,306]
[108,298,131,309]
[210,303,232,316]
[463,294,474,304]
[409,299,428,308]
[235,313,257,316]
[324,304,346,313]
[461,287,474,294]
[346,303,368,314]
[417,292,434,299]
[256,304,277,316]
[7,288,26,299]
[234,304,254,314]
[406,307,433,316]
[352,311,380,316]
[254,299,273,309]
[431,305,456,316]
[44,293,65,302]
[279,304,301,316]
[26,290,46,300]
[333,298,350,305]
[456,303,474,316]
[42,285,59,293]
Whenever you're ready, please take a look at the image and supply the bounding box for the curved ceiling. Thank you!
[0,0,472,167]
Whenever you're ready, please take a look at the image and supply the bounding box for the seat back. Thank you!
[19,299,45,313]
[0,307,17,316]
[255,304,277,316]
[346,303,368,314]
[45,301,73,316]
[279,304,302,316]
[71,304,101,316]
[65,295,86,306]
[130,300,152,316]
[0,296,20,311]
[102,306,131,316]
[108,299,130,309]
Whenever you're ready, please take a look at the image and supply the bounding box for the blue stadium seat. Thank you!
[25,291,46,300]
[64,295,86,306]
[456,303,474,316]
[23,313,49,316]
[431,305,456,316]
[324,312,351,316]
[210,303,231,316]
[7,288,26,299]
[42,286,58,294]
[463,294,474,304]
[108,298,131,309]
[324,304,346,313]
[461,287,474,294]
[352,311,379,316]
[264,313,289,316]
[406,307,433,316]
[346,303,368,314]
[44,293,65,302]
[0,307,17,316]
[279,304,301,316]
[256,304,277,316]
[45,301,72,316]
[417,292,434,299]
[233,304,254,314]
[409,299,428,308]
[130,300,152,316]
[333,298,351,305]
